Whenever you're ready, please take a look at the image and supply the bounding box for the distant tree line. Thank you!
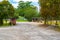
[16,1,39,21]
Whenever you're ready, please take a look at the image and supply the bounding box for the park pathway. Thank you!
[0,22,60,40]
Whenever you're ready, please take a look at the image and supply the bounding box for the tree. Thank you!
[24,6,38,21]
[0,0,15,25]
[17,1,38,21]
[39,0,50,24]
[14,8,19,19]
[0,2,4,25]
[39,0,60,25]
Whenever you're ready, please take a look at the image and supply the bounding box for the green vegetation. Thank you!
[0,0,60,30]
[0,0,39,26]
[38,0,60,31]
[39,0,60,26]
[17,20,28,22]
[0,20,10,27]
[0,0,15,25]
[17,16,28,22]
[16,1,39,21]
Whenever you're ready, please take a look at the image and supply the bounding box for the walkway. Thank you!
[0,22,60,40]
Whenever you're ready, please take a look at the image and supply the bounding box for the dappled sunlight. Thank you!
[0,0,60,40]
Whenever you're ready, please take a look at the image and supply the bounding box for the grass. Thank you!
[41,20,60,26]
[17,16,28,22]
[0,23,10,27]
[0,20,12,27]
[54,27,60,32]
[41,20,60,31]
[47,21,60,26]
[17,19,28,22]
[0,19,28,27]
[17,20,28,22]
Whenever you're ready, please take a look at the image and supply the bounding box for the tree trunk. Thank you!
[46,20,49,24]
[5,19,7,24]
[44,18,47,24]
[0,19,3,25]
[55,20,58,25]
[50,17,53,25]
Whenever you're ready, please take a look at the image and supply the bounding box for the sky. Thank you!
[0,0,40,11]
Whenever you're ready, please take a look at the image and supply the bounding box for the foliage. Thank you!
[39,0,60,25]
[0,0,15,25]
[17,16,28,22]
[17,1,39,21]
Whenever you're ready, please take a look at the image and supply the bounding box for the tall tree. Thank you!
[0,0,15,25]
[39,0,60,25]
[17,1,38,21]
[39,0,50,24]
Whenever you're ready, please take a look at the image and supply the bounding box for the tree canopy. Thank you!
[17,1,39,21]
[0,0,15,25]
[39,0,60,24]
